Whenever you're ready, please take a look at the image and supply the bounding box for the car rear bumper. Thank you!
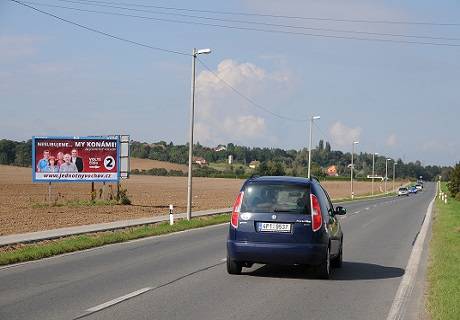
[227,240,327,266]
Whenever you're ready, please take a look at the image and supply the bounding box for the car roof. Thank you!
[246,176,314,186]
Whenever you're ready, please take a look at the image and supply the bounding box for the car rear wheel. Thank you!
[317,247,331,279]
[227,257,242,275]
[331,243,343,268]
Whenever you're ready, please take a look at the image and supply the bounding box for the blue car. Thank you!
[227,176,346,279]
[409,186,418,194]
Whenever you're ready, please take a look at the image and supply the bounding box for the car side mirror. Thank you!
[334,206,347,215]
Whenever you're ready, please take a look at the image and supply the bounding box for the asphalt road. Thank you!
[0,183,435,320]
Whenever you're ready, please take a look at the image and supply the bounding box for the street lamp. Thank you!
[393,162,397,192]
[385,158,392,194]
[351,141,359,200]
[187,48,212,221]
[307,115,321,179]
[372,152,378,196]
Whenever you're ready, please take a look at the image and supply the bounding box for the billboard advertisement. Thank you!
[32,136,120,182]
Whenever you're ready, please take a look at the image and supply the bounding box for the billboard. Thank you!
[32,136,120,182]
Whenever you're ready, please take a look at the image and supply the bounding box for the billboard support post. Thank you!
[91,182,95,201]
[48,182,52,206]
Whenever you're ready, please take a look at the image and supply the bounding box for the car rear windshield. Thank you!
[240,183,311,214]
[399,188,408,191]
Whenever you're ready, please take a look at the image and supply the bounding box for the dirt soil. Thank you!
[0,165,397,235]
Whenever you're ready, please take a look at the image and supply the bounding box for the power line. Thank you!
[8,0,190,56]
[38,0,460,42]
[21,1,460,47]
[196,58,308,123]
[52,0,460,27]
[8,0,310,123]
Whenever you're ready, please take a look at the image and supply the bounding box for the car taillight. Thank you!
[310,193,323,232]
[231,191,244,229]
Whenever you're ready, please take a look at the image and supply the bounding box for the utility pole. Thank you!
[186,48,211,221]
[307,115,320,179]
[372,152,378,196]
[351,141,359,200]
[393,162,396,192]
[385,158,391,194]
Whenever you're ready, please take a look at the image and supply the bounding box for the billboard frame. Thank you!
[32,135,121,183]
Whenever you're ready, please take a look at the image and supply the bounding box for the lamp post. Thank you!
[372,152,378,196]
[393,162,397,192]
[307,115,321,179]
[385,158,391,193]
[351,141,359,200]
[187,48,211,221]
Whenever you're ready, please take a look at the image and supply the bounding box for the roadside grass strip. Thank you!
[427,183,460,320]
[0,214,230,266]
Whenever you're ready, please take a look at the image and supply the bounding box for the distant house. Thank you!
[326,165,338,177]
[214,145,227,152]
[192,157,208,166]
[249,160,260,169]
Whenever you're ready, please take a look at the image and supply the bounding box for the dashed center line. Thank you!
[85,287,152,313]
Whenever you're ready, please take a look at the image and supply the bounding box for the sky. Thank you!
[0,0,459,166]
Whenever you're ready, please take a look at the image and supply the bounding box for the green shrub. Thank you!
[447,163,460,197]
[455,192,460,202]
[168,170,185,176]
[118,187,131,205]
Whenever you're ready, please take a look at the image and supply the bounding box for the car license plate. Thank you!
[257,222,291,233]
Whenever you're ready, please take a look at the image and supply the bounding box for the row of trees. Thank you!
[131,140,452,181]
[0,139,453,181]
[0,140,32,167]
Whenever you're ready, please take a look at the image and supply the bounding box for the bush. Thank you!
[147,168,168,176]
[447,163,460,197]
[168,170,184,176]
[118,187,131,205]
[455,192,460,202]
[192,166,219,177]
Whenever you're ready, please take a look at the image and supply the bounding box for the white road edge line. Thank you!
[385,192,436,320]
[85,287,152,313]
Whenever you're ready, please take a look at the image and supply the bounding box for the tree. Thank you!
[447,163,460,197]
[267,161,285,176]
[318,140,324,151]
[256,161,269,176]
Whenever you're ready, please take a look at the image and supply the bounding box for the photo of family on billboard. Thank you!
[36,149,84,173]
[33,137,119,182]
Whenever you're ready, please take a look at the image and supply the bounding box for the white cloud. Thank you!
[0,35,45,62]
[386,133,397,147]
[329,121,362,147]
[223,115,266,140]
[194,59,289,145]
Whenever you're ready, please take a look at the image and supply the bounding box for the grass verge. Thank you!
[0,213,230,266]
[427,183,460,320]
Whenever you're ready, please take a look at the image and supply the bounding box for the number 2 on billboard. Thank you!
[104,156,115,170]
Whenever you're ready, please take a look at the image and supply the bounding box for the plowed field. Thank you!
[0,165,395,235]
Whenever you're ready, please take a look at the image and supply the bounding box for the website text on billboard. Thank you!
[32,136,120,182]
